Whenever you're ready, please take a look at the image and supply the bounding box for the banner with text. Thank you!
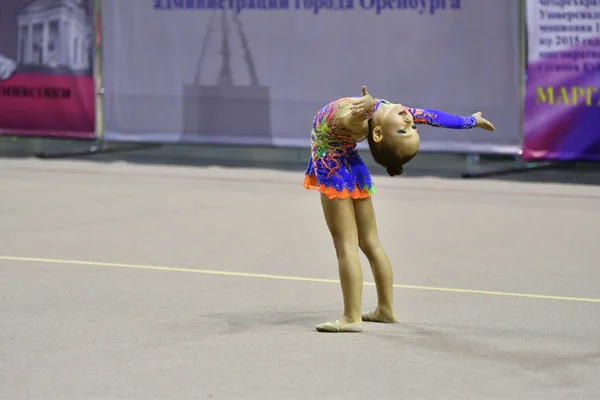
[524,0,600,161]
[102,0,521,153]
[0,0,96,139]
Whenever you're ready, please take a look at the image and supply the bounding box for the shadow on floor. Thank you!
[2,139,600,186]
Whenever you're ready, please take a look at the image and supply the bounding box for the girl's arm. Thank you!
[406,107,478,130]
[336,86,377,130]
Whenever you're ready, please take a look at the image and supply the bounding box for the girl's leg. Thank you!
[353,196,398,323]
[317,193,363,332]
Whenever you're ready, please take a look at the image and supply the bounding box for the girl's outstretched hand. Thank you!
[472,112,495,131]
[351,85,376,116]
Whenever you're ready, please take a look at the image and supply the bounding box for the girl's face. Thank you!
[374,104,420,158]
[369,104,421,171]
[381,104,419,139]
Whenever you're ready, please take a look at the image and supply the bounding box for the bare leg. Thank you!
[353,197,398,323]
[316,193,363,332]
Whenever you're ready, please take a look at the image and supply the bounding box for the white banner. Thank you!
[101,0,522,153]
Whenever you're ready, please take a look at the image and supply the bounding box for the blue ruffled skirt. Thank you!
[303,149,375,199]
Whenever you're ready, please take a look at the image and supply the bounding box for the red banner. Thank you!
[0,0,95,139]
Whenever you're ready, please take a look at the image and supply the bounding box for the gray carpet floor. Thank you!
[1,158,599,400]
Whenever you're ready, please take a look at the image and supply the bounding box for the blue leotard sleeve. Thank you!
[406,107,477,130]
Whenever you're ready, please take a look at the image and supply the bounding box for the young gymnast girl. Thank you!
[303,85,495,333]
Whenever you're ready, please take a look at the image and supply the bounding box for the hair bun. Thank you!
[386,165,403,177]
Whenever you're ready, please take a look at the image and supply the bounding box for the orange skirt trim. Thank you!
[303,174,373,200]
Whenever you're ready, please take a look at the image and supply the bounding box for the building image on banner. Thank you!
[182,9,271,144]
[0,0,95,139]
[15,0,91,74]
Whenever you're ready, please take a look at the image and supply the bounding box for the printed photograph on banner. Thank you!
[181,9,272,143]
[0,0,95,138]
[523,0,600,162]
[101,0,522,153]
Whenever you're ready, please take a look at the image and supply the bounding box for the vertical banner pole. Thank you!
[94,0,104,143]
[518,0,526,155]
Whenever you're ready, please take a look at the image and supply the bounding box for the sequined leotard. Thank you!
[303,98,477,199]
